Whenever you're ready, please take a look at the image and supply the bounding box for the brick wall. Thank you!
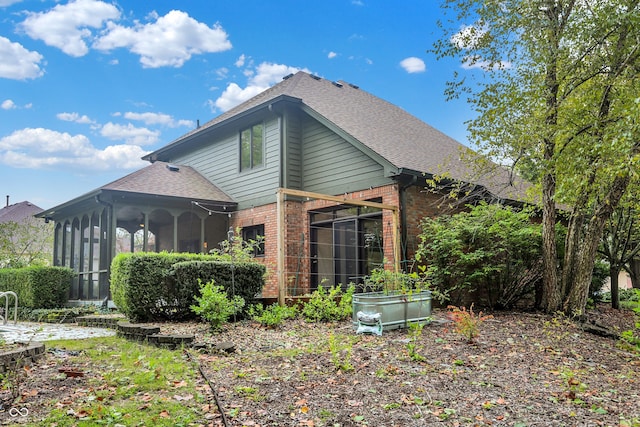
[229,184,464,299]
[229,203,279,298]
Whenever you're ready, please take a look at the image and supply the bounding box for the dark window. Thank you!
[240,124,264,171]
[242,224,265,256]
[309,199,383,290]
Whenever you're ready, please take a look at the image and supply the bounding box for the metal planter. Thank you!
[352,290,432,332]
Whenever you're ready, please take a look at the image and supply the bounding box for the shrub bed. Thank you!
[0,266,73,309]
[172,260,265,315]
[110,253,265,322]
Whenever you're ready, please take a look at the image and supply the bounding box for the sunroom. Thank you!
[36,161,236,304]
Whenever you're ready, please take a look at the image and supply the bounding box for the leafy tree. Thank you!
[600,203,640,309]
[0,218,53,268]
[209,227,264,262]
[433,0,640,316]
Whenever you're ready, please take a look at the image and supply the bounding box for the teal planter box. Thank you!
[352,290,432,331]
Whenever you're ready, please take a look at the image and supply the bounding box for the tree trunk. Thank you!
[563,229,599,318]
[564,174,631,316]
[609,265,620,310]
[539,6,562,313]
[561,211,583,301]
[629,258,640,289]
[541,171,560,312]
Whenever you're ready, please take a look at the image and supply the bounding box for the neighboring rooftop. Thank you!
[0,199,43,224]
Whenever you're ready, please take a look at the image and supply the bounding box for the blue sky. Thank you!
[0,0,476,210]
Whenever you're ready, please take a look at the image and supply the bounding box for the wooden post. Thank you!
[392,208,401,276]
[277,189,286,305]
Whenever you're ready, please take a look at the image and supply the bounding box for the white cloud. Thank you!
[211,62,311,112]
[20,0,120,57]
[94,10,232,68]
[235,54,246,67]
[0,36,44,80]
[212,83,267,112]
[0,0,23,6]
[1,99,16,110]
[57,112,94,124]
[100,122,160,146]
[328,51,337,59]
[123,111,194,128]
[215,67,228,79]
[0,127,149,171]
[400,57,426,73]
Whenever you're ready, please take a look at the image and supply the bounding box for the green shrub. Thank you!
[416,202,543,309]
[110,252,266,322]
[171,260,265,316]
[110,252,212,322]
[0,266,73,309]
[600,288,640,304]
[249,303,297,328]
[301,284,355,322]
[191,279,245,331]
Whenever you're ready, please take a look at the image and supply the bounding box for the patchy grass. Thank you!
[6,336,207,426]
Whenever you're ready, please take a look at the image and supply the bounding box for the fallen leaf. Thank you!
[159,410,170,418]
[173,394,193,401]
[75,410,89,419]
[22,389,38,397]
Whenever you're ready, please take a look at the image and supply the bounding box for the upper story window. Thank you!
[240,123,264,171]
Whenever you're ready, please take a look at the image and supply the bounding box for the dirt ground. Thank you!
[2,304,639,426]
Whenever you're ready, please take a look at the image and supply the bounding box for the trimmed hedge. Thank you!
[111,252,212,322]
[0,266,73,309]
[110,252,265,322]
[171,260,265,313]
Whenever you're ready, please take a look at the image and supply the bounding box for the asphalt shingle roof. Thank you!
[158,71,530,202]
[101,161,234,203]
[0,201,43,224]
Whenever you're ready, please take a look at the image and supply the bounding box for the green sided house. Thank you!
[37,71,529,305]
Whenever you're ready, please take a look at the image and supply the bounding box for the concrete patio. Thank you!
[0,322,116,344]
